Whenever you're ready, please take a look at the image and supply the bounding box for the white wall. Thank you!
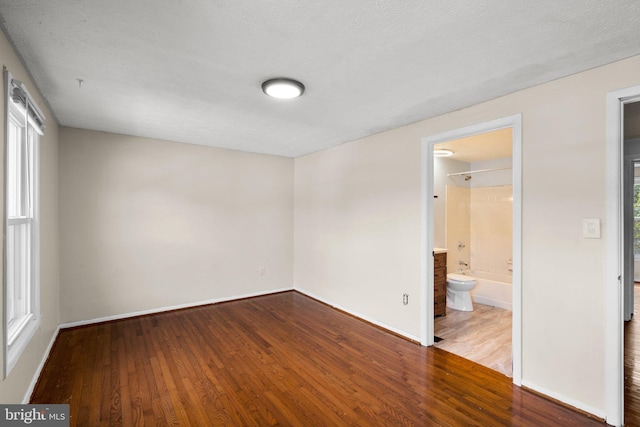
[470,185,512,275]
[59,128,293,323]
[0,30,60,403]
[469,157,512,188]
[294,137,422,338]
[445,185,470,273]
[433,157,469,248]
[294,54,640,417]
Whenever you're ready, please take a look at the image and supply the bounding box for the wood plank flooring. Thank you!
[32,291,603,426]
[624,284,640,426]
[434,303,512,377]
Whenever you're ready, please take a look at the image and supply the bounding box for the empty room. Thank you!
[1,1,640,426]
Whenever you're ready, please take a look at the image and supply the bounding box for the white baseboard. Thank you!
[521,379,605,421]
[472,295,512,311]
[59,286,294,329]
[295,287,421,343]
[23,326,60,404]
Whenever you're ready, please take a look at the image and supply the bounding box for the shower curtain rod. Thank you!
[447,167,512,177]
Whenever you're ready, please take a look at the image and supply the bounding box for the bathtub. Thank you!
[462,270,512,311]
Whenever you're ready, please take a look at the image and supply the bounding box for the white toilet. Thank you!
[446,273,477,311]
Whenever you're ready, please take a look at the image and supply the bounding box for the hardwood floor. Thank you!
[32,291,603,426]
[434,303,512,377]
[625,284,640,426]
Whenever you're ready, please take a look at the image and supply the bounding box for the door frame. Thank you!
[605,84,640,427]
[420,114,522,386]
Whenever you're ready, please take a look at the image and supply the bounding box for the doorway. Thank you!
[624,103,640,324]
[421,114,522,386]
[432,129,513,377]
[622,102,640,425]
[605,85,640,426]
[624,131,640,323]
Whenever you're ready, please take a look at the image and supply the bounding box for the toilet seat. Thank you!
[447,273,475,284]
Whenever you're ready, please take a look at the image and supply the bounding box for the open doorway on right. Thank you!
[623,101,640,423]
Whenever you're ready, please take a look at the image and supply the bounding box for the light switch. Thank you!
[582,218,601,239]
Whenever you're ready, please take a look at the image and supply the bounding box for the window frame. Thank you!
[3,70,41,377]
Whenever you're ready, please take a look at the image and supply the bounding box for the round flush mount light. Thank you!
[433,149,454,157]
[262,78,305,99]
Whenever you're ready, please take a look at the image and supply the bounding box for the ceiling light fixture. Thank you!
[433,149,454,157]
[262,78,305,99]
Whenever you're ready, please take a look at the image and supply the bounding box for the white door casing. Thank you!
[420,114,522,386]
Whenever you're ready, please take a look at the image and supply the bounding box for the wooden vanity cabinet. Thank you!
[434,252,447,317]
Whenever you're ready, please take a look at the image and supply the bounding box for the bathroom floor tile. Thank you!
[434,303,512,377]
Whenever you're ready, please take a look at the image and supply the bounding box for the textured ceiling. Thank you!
[1,1,640,158]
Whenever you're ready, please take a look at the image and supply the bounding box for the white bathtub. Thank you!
[462,270,512,311]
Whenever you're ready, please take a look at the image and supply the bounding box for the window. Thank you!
[4,69,44,376]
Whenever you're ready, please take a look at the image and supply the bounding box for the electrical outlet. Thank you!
[259,267,266,276]
[403,293,409,305]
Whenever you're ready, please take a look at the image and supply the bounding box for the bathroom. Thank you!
[432,128,514,377]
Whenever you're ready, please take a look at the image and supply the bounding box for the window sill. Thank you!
[5,315,39,377]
